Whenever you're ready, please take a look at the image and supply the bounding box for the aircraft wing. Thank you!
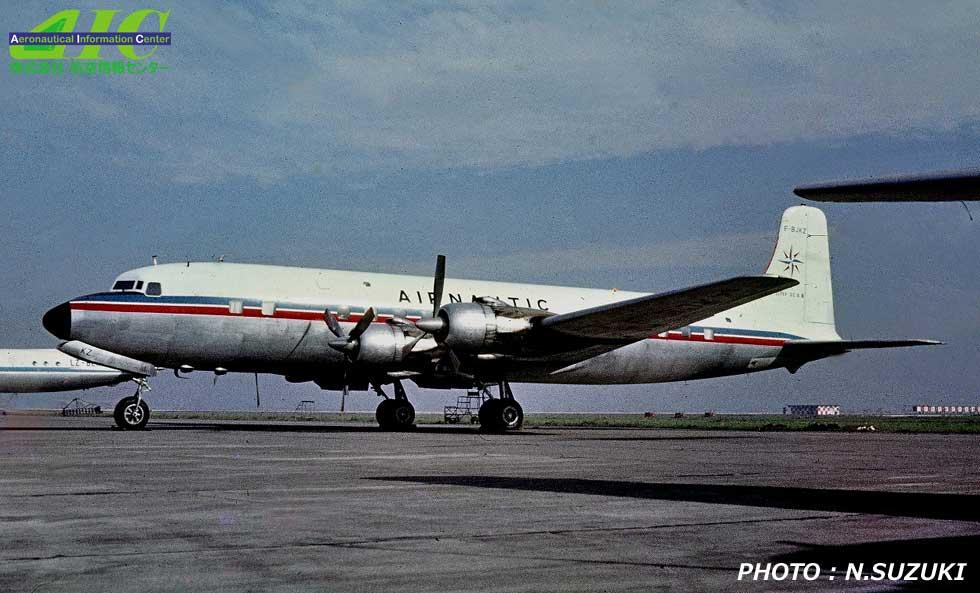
[535,276,798,345]
[794,170,980,202]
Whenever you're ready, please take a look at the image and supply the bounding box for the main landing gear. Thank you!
[478,381,524,433]
[374,380,416,431]
[113,378,151,430]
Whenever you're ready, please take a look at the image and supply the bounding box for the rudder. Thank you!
[743,206,840,340]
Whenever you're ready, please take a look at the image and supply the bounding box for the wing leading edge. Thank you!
[794,170,980,202]
[537,276,799,344]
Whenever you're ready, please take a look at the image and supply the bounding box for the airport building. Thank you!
[912,405,980,415]
[785,404,841,417]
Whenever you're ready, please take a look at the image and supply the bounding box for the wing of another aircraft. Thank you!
[536,276,798,344]
[59,340,156,377]
[794,170,980,202]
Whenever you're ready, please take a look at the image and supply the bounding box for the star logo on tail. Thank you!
[779,247,803,276]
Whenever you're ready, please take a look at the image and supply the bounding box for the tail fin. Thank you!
[742,205,941,370]
[738,206,841,340]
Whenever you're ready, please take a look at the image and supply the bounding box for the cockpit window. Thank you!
[145,282,162,296]
[135,281,144,290]
[112,280,136,291]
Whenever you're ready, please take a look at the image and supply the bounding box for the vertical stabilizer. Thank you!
[738,206,841,340]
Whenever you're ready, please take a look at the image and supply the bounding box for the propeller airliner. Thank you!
[0,349,130,393]
[39,205,938,431]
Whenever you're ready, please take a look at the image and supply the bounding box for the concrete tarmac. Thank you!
[1,414,978,592]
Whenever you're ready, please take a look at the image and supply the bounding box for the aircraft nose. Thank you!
[42,302,72,340]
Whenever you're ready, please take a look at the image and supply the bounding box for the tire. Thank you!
[376,399,396,428]
[499,399,524,430]
[390,400,415,428]
[113,397,150,430]
[376,399,415,431]
[478,399,503,432]
[479,399,523,432]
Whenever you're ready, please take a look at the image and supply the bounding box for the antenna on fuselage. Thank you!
[152,255,158,266]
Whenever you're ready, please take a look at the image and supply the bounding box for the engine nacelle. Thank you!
[353,323,412,366]
[437,303,532,353]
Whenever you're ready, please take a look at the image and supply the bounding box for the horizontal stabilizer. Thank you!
[794,170,980,202]
[778,339,942,371]
[59,340,156,377]
[539,276,798,343]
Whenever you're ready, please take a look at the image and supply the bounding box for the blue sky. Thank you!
[2,1,979,413]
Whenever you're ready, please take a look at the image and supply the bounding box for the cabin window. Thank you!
[261,301,276,316]
[228,300,244,315]
[112,280,136,291]
[146,282,162,296]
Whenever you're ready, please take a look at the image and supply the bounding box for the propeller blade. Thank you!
[387,316,415,328]
[341,367,349,411]
[324,310,345,338]
[432,254,446,317]
[349,307,376,340]
[447,349,462,374]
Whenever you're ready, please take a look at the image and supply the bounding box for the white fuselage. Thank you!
[45,262,803,390]
[0,349,129,393]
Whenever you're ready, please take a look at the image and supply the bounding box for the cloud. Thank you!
[7,1,980,183]
[444,231,773,285]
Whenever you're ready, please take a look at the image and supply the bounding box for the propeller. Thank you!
[432,254,445,316]
[409,255,469,377]
[325,307,376,400]
[415,254,448,335]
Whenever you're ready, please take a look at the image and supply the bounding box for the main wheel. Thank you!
[478,399,502,431]
[479,399,524,432]
[376,399,415,431]
[113,396,150,430]
[499,399,524,430]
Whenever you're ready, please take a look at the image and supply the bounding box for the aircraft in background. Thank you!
[0,348,138,422]
[0,349,132,393]
[41,205,938,432]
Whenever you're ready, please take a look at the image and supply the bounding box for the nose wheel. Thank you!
[478,381,524,432]
[113,379,151,430]
[375,380,416,431]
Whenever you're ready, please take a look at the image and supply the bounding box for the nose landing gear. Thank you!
[113,378,151,430]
